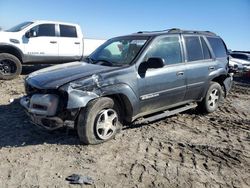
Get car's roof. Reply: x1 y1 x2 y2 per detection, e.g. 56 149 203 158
120 28 219 38
230 52 250 56
32 20 79 26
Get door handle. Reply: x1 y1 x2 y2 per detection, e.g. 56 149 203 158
50 41 57 44
176 71 184 76
209 66 215 70
74 42 80 44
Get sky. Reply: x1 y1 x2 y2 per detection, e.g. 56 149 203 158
0 0 249 50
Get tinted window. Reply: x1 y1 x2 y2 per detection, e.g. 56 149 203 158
185 36 203 61
201 37 211 59
231 54 248 60
145 36 182 65
32 24 55 37
207 37 227 58
60 25 77 38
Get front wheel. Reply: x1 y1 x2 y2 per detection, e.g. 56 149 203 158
77 97 122 145
198 82 223 113
0 53 22 80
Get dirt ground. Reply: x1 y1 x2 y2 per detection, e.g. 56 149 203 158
0 66 249 188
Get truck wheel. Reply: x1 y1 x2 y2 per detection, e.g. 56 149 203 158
0 53 22 80
198 82 223 113
77 97 122 145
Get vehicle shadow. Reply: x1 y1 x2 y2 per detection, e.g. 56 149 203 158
0 98 80 148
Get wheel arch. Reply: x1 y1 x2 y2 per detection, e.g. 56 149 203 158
101 93 134 123
0 44 23 63
98 83 139 123
211 74 228 97
63 83 138 123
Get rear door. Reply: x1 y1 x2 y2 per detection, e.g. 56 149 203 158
137 35 187 113
183 35 215 101
58 24 82 61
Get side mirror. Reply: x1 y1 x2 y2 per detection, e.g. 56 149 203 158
25 31 30 38
146 57 165 69
25 30 37 38
138 57 165 76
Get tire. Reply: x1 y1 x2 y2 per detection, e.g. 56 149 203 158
77 97 122 145
198 82 223 113
0 53 22 80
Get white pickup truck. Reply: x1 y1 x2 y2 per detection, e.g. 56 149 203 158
0 20 105 80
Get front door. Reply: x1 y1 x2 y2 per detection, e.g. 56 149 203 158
23 24 58 63
137 35 186 114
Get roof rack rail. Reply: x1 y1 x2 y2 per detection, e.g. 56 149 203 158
136 29 169 34
168 29 216 36
136 28 217 36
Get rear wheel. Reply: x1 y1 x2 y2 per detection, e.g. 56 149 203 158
198 82 223 113
77 97 122 145
0 53 22 80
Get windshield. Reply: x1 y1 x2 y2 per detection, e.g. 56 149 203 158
88 37 148 66
6 21 33 32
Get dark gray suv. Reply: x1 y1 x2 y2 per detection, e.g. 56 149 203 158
20 29 232 144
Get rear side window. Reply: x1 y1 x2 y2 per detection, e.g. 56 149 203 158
60 25 77 38
207 37 227 58
184 36 203 61
32 24 55 37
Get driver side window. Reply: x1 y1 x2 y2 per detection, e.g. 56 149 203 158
30 24 56 37
144 36 182 65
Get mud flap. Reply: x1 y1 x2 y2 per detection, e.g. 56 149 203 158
223 74 233 95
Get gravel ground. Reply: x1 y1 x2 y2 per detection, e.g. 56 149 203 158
0 66 249 188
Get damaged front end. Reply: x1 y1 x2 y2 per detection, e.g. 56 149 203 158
20 93 68 130
20 74 102 130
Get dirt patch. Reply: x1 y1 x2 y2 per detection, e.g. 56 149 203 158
0 69 249 187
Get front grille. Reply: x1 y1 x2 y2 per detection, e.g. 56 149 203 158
32 104 48 111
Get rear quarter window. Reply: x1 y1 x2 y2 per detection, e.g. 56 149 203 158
207 37 227 58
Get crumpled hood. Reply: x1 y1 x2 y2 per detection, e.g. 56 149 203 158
26 61 117 89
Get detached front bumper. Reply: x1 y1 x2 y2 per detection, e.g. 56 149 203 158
20 94 74 130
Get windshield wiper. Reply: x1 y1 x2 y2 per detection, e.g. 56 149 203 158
95 59 114 66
